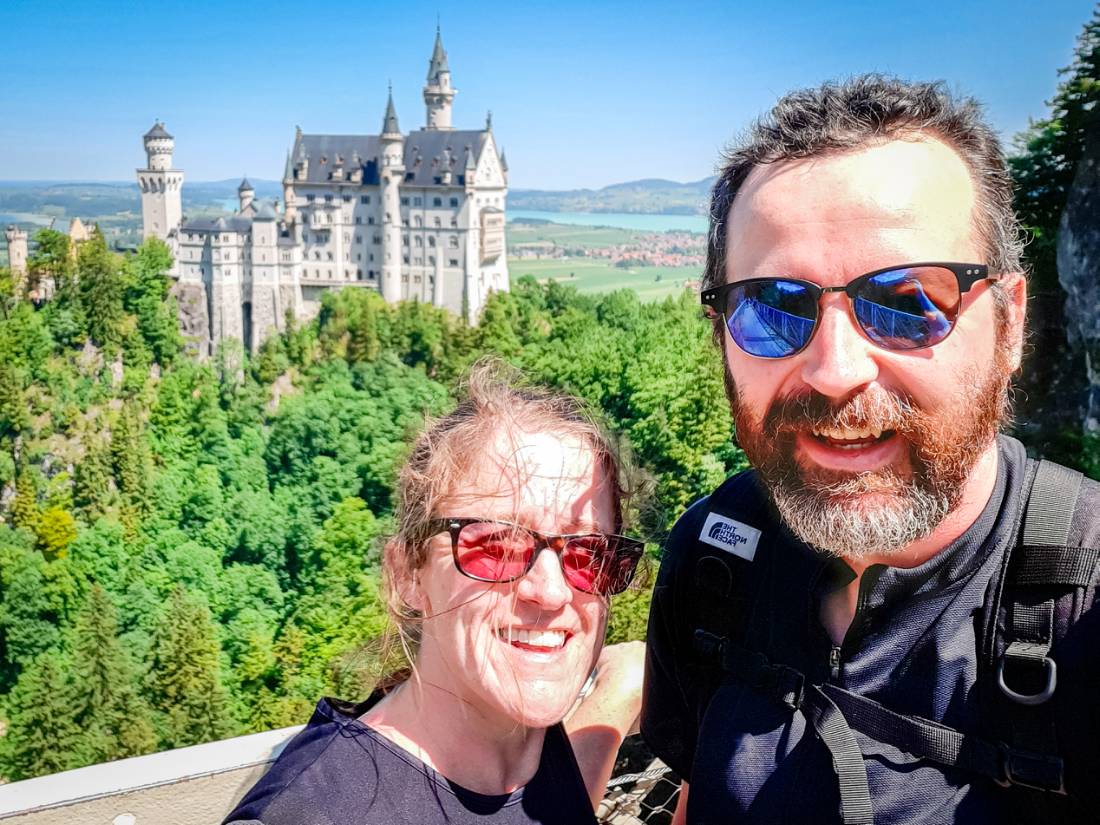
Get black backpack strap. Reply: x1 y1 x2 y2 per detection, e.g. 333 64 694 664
998 460 1087 706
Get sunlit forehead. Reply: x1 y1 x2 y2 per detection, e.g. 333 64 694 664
439 427 614 535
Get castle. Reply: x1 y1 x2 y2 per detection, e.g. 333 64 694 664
139 28 509 355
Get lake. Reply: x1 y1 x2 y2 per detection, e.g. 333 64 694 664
507 209 707 234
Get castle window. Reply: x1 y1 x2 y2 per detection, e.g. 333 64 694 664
428 256 435 266
315 269 320 277
414 237 422 247
401 197 409 206
357 269 363 279
355 216 361 224
428 236 436 247
413 197 422 206
360 195 370 204
433 197 442 207
307 194 315 202
327 251 333 260
402 275 409 282
368 217 374 225
450 197 459 207
450 218 457 227
372 235 381 244
355 235 362 244
368 270 375 279
403 236 409 246
449 258 459 267
449 235 459 248
434 217 441 228
414 216 422 227
314 251 320 260
325 195 333 203
343 195 352 203
369 253 374 261
403 256 409 264
357 253 362 261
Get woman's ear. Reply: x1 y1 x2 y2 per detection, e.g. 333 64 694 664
386 539 426 613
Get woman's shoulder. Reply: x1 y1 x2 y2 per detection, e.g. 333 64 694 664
222 696 399 825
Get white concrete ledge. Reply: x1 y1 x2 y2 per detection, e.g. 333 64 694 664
0 725 303 824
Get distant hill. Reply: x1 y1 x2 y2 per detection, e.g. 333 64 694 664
0 179 283 229
508 177 715 215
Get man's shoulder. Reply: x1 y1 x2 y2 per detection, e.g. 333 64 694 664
661 468 772 573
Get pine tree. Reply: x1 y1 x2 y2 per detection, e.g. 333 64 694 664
76 231 125 350
72 584 157 762
73 431 115 520
11 461 39 532
110 401 152 521
0 649 88 779
148 586 236 749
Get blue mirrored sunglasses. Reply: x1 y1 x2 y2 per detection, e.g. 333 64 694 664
701 263 997 358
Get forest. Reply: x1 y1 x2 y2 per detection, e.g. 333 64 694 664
0 6 1095 784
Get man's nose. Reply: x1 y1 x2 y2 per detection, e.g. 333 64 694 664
799 298 880 399
515 546 573 610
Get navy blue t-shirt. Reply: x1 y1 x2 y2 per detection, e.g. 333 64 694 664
225 696 597 825
642 436 1100 824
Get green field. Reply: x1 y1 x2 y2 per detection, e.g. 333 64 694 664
508 257 699 302
508 221 640 249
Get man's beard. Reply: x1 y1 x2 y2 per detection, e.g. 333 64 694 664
727 353 1014 561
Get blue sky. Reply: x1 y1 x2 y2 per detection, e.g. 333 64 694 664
0 0 1094 189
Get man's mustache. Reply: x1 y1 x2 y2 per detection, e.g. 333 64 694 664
762 387 919 439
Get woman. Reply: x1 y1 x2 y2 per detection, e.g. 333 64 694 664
225 365 645 824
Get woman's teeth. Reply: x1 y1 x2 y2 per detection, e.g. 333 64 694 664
498 628 566 649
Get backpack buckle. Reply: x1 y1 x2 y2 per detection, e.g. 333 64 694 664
996 649 1057 706
995 743 1067 795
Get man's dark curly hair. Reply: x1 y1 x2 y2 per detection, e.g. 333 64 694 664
702 75 1025 303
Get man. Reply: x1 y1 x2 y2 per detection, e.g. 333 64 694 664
641 76 1100 824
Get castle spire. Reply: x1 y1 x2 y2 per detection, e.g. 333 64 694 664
382 84 401 136
423 26 455 130
427 25 449 83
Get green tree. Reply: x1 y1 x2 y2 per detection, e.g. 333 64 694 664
0 648 87 779
124 238 182 366
76 231 126 351
73 432 115 521
148 586 236 748
111 401 153 521
72 584 158 762
26 229 72 303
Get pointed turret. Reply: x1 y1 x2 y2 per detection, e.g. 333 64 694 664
283 151 293 182
427 26 450 83
382 85 401 137
486 110 493 132
238 177 254 212
500 149 508 172
423 26 456 130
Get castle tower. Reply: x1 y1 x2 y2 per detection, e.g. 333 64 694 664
137 121 184 241
423 27 456 130
237 177 254 213
4 225 28 276
379 89 405 304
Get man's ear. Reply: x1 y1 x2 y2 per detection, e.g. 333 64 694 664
385 539 426 613
1002 272 1028 372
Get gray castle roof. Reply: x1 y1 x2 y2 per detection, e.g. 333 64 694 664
238 177 254 192
427 28 449 82
145 121 172 140
253 201 277 221
288 128 490 188
181 214 256 234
